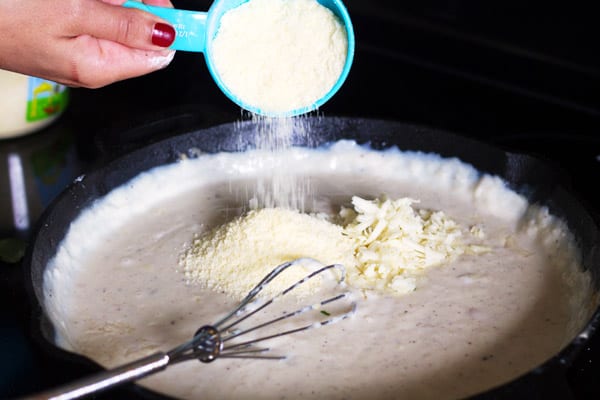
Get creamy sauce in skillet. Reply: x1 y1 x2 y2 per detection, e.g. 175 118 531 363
43 141 593 400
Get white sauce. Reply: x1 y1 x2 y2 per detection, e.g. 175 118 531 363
43 141 594 399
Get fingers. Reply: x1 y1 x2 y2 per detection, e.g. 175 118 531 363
143 0 174 6
100 0 173 7
72 0 175 51
0 0 178 88
64 35 176 88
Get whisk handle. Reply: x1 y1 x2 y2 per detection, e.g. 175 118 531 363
22 352 170 400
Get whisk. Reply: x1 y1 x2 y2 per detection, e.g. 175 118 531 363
24 259 356 400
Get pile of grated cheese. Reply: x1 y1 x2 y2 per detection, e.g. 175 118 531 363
180 195 489 299
211 0 348 114
341 195 489 294
180 208 356 299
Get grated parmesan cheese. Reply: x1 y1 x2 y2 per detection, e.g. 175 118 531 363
180 208 355 299
180 195 489 299
211 0 348 114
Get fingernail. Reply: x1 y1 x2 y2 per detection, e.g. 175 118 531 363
152 23 175 47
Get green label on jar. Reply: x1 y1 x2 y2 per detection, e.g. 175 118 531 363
26 78 69 122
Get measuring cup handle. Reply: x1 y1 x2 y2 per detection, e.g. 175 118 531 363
123 0 207 52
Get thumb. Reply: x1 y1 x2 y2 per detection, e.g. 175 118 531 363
74 0 176 50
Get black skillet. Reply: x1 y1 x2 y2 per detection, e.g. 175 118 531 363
22 116 600 399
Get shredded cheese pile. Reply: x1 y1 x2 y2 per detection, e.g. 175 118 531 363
341 196 489 294
180 195 489 299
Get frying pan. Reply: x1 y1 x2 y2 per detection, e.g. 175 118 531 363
22 116 600 399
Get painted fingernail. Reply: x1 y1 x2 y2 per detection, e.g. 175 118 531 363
152 23 175 47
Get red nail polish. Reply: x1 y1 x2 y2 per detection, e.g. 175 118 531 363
152 23 175 47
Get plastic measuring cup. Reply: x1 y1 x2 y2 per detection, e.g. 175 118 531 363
123 0 354 117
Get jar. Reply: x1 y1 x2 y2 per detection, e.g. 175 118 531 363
0 70 69 139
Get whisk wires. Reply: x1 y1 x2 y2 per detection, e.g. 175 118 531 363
167 259 356 363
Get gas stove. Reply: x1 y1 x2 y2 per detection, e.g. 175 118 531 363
2 1 600 399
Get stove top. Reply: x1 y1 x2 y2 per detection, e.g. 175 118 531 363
2 1 600 398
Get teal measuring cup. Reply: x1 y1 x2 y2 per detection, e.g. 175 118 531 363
123 0 355 117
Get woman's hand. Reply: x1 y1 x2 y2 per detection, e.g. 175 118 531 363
0 0 176 88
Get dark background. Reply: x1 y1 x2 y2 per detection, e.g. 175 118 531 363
2 0 600 399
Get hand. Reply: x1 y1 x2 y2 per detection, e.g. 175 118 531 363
0 0 176 88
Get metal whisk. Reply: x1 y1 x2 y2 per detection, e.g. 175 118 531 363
24 259 356 400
